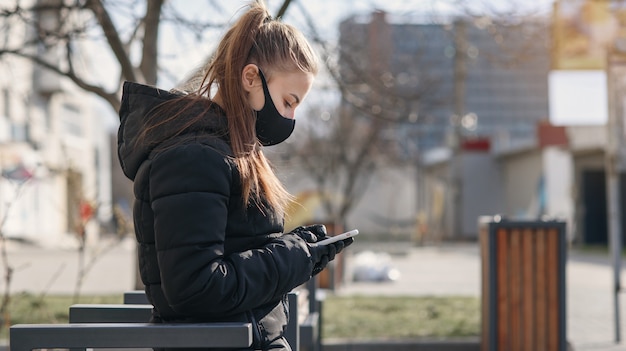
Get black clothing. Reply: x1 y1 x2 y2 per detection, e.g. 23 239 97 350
117 81 314 350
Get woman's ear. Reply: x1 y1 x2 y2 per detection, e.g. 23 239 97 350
241 64 260 93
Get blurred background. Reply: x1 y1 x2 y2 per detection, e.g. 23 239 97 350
0 0 625 350
0 0 616 249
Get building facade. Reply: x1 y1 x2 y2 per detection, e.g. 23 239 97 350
0 0 112 247
338 11 551 152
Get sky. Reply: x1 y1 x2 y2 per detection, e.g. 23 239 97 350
159 0 556 87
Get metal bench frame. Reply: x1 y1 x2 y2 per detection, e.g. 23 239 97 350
10 289 318 351
10 322 252 351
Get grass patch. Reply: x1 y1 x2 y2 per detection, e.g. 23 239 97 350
322 295 480 340
573 244 626 256
0 293 480 341
1 293 122 339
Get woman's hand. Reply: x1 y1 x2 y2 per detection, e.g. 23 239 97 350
290 224 354 275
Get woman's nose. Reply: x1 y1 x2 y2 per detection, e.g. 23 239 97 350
284 109 295 119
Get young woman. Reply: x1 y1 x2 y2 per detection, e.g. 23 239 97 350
116 2 352 350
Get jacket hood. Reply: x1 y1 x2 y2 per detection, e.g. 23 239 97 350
117 81 228 180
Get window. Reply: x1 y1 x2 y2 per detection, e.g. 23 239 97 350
62 103 83 137
11 123 27 142
3 89 10 119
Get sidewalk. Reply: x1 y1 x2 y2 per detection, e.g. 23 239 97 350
336 242 626 351
0 237 137 295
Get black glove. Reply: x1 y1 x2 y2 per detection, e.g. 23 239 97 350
291 224 326 243
290 224 354 276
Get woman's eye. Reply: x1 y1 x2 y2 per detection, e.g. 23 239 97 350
285 101 292 108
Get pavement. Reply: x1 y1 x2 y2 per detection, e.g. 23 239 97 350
1 237 626 350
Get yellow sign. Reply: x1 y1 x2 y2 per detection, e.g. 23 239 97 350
552 0 626 69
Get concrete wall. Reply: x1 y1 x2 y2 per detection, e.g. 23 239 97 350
416 159 448 241
461 152 504 238
279 162 418 241
499 149 543 219
418 150 505 240
347 165 417 239
543 146 575 241
418 144 581 241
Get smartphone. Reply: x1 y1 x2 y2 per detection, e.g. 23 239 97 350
311 229 359 247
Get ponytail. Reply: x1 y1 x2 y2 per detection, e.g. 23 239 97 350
147 1 319 216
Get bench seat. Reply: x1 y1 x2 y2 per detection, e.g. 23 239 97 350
10 322 252 351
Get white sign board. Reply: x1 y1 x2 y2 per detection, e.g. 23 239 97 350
549 70 608 126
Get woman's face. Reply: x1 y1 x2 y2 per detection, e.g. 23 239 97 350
243 65 315 119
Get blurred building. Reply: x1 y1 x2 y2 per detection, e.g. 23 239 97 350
338 11 550 153
336 11 552 240
0 0 112 247
335 9 620 245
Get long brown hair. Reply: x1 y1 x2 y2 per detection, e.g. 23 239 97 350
139 1 318 216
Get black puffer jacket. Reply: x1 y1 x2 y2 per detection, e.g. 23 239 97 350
117 81 314 349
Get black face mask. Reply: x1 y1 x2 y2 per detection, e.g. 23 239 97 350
255 69 296 146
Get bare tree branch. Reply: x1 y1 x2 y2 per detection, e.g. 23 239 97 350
0 48 120 109
275 0 292 19
84 0 138 83
161 3 225 35
139 0 164 85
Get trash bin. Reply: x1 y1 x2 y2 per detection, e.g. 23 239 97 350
479 216 567 351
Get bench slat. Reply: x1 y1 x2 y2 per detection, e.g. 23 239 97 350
124 290 149 305
70 304 152 323
299 312 319 351
10 322 252 351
